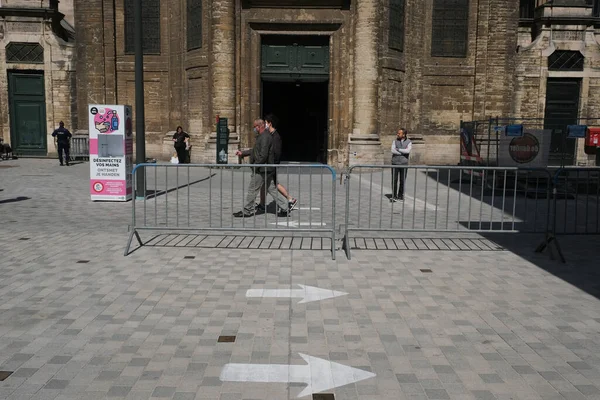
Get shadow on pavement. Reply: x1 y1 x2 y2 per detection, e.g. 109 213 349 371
480 233 600 301
0 196 31 205
138 233 332 252
143 174 216 200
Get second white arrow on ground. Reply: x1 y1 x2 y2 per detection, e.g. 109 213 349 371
246 284 348 304
220 353 376 398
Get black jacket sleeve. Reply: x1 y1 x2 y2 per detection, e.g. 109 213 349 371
254 133 272 164
240 148 251 157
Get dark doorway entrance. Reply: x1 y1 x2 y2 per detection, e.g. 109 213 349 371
262 81 328 162
260 35 330 163
8 71 47 156
544 78 581 166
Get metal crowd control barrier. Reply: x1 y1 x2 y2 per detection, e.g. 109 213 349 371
343 165 553 259
536 167 600 263
125 163 337 259
70 135 89 161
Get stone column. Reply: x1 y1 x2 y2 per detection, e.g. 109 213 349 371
349 0 382 165
207 0 238 162
74 0 106 131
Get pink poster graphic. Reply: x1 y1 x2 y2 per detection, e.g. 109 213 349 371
94 108 120 134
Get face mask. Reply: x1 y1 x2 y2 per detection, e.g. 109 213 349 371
265 123 271 131
253 127 259 135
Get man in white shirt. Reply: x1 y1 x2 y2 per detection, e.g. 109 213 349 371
390 128 412 201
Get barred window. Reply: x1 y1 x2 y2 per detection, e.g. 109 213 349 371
187 0 203 51
6 43 44 64
431 0 469 58
124 0 161 54
389 0 405 51
548 51 584 71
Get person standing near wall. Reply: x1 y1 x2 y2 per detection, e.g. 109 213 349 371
390 128 412 201
52 121 72 166
172 126 190 164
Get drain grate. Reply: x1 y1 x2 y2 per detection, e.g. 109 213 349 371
420 269 432 273
217 336 236 343
0 371 13 381
313 394 335 400
184 256 195 259
77 260 90 264
19 238 30 241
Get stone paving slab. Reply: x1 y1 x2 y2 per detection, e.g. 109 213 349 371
0 159 600 400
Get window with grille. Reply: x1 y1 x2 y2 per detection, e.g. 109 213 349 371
187 0 203 51
124 0 161 54
431 0 469 58
6 43 44 64
548 51 584 71
589 0 600 17
519 0 535 19
389 0 405 51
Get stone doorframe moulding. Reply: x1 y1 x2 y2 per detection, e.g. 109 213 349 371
240 19 348 168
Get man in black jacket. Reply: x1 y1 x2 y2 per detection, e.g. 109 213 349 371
52 121 72 166
256 114 298 212
233 119 289 217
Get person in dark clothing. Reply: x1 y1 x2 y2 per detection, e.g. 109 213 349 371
390 128 412 201
0 138 12 160
233 118 289 217
172 126 190 164
257 114 297 211
52 121 72 166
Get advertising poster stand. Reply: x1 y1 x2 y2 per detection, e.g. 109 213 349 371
88 104 133 201
216 116 229 164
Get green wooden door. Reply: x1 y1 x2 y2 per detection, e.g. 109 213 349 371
8 71 47 156
261 36 329 82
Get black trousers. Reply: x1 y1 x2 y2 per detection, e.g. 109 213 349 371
175 146 188 164
58 143 70 164
392 165 407 198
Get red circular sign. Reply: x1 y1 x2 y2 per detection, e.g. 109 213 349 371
509 133 539 163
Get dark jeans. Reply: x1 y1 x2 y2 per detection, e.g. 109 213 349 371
175 146 188 164
392 165 407 198
58 143 70 164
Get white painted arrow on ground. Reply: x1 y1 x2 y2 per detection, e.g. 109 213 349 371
219 353 376 398
246 284 347 304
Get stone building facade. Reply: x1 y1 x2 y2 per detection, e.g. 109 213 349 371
0 0 75 157
4 0 600 166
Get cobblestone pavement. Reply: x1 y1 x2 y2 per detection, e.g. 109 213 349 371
1 159 600 400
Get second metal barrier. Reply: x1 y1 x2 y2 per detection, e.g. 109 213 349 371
343 165 553 259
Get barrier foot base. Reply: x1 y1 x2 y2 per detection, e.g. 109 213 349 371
535 233 566 263
342 234 351 260
124 230 143 256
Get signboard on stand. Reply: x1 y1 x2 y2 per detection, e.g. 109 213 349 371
88 105 133 201
216 116 229 164
498 128 551 168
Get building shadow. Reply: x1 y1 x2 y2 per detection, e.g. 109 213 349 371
421 169 600 301
0 196 31 205
143 174 216 200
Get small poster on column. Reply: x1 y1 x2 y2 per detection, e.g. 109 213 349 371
88 104 133 201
